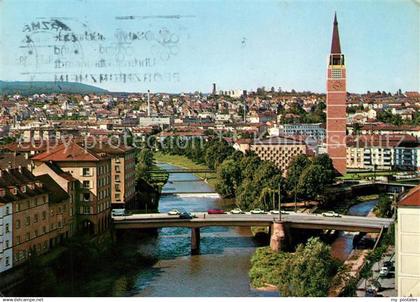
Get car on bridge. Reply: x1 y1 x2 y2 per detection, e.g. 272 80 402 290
269 210 289 215
250 208 265 214
322 211 341 217
207 209 225 214
179 212 195 219
111 209 126 216
168 209 181 215
230 208 244 214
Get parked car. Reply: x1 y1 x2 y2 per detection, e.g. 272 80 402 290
322 211 341 217
379 266 390 278
207 209 225 214
365 288 377 297
250 208 265 214
269 210 289 215
383 260 394 270
168 209 181 215
230 208 244 214
179 212 194 219
111 208 125 216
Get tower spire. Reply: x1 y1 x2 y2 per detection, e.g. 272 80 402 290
331 12 341 54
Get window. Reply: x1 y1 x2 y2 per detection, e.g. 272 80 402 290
5 223 9 233
83 206 90 214
115 184 120 192
16 236 21 244
82 168 91 177
115 175 120 182
42 211 47 220
115 165 120 173
43 226 47 234
6 240 9 248
6 257 9 266
25 216 30 226
34 214 39 223
83 193 90 202
16 203 20 212
115 157 120 163
83 180 90 189
25 232 30 241
16 220 21 229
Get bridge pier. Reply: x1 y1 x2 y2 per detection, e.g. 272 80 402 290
270 221 286 252
191 227 200 255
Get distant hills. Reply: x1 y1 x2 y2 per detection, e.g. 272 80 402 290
0 81 109 96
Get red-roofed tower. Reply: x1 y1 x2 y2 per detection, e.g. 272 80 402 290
327 13 347 175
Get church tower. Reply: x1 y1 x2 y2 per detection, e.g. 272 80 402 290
326 13 347 175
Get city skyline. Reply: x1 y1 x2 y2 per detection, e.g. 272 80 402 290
0 0 418 94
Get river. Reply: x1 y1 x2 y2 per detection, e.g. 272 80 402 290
126 163 377 297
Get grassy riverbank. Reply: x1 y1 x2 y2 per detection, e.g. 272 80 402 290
154 152 218 188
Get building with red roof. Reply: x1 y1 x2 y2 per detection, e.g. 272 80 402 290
396 184 420 297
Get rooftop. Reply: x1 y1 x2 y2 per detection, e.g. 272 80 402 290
399 185 420 207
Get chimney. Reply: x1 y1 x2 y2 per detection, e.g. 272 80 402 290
147 90 151 117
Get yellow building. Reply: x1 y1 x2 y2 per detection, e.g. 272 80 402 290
396 185 420 296
32 142 112 234
87 144 136 208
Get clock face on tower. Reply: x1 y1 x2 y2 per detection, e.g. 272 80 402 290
331 80 344 91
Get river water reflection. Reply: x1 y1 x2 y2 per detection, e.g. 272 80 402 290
128 163 377 297
129 163 277 297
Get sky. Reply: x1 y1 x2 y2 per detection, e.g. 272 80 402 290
0 0 418 94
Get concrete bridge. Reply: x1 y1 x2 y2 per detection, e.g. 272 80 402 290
113 212 393 254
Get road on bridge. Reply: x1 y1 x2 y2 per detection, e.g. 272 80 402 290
113 211 394 233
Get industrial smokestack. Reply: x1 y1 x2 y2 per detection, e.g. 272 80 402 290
147 90 151 117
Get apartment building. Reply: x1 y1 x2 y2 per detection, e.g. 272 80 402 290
346 135 419 171
32 142 112 234
396 185 420 297
281 123 325 141
249 136 308 175
86 144 136 209
0 167 73 267
0 200 13 273
32 161 79 233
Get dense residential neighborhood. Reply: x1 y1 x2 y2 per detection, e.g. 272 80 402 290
0 1 418 299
